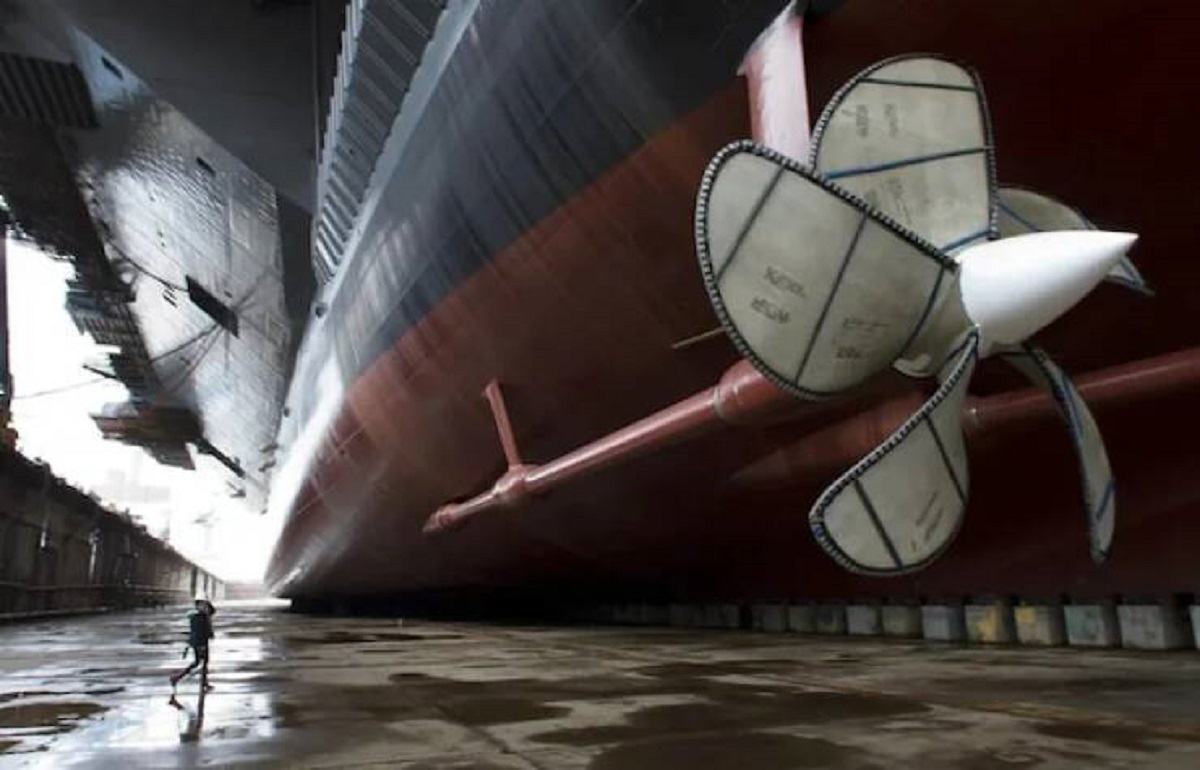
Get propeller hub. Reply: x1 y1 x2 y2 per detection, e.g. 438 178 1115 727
958 231 1137 352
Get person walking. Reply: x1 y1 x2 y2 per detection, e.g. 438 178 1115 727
170 593 215 692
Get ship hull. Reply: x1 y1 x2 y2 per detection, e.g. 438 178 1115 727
267 0 1200 603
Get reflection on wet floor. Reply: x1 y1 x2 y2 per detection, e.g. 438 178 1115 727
2 603 1200 767
166 689 205 744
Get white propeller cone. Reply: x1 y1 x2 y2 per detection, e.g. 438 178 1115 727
958 231 1138 351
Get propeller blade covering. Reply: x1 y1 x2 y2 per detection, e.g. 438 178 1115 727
696 142 954 398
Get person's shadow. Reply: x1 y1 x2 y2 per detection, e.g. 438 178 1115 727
167 686 207 742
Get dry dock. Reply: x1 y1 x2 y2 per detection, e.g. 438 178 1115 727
3 603 1200 768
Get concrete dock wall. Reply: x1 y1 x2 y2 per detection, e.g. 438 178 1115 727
0 449 221 619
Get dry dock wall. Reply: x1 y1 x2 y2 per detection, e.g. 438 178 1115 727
0 449 221 618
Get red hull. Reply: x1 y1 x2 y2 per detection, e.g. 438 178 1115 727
267 0 1200 603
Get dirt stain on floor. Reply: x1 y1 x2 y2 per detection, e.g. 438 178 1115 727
589 732 865 770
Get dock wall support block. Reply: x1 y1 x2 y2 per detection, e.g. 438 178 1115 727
1064 604 1120 647
704 604 741 629
1014 605 1066 646
787 604 816 633
752 603 788 632
815 604 847 635
922 605 966 642
1118 604 1189 650
966 602 1016 644
847 604 882 636
577 599 1196 654
881 605 922 638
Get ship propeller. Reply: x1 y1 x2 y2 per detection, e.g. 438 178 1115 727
694 55 1148 575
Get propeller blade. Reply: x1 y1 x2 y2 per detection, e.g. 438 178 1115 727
998 187 1152 295
696 141 955 398
809 330 980 574
810 55 997 255
1000 345 1115 563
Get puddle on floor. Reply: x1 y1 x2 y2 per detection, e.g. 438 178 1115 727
0 701 107 731
441 696 572 727
534 689 927 747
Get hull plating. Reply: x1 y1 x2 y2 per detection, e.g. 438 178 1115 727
267 0 1200 601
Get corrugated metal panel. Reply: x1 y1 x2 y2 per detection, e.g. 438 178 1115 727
0 53 97 128
312 0 448 281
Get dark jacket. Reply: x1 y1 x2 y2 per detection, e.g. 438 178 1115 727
187 610 214 649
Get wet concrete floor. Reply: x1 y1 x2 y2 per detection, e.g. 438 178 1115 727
3 603 1200 768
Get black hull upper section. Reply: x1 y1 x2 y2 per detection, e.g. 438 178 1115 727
289 0 790 432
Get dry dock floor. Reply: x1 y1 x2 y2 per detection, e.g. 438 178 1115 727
3 603 1200 768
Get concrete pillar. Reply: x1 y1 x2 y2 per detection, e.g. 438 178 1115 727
815 604 847 635
966 602 1016 644
1118 604 1189 650
881 605 922 638
787 604 816 633
846 604 882 636
1014 605 1066 646
1064 604 1120 648
922 605 966 642
752 603 788 632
